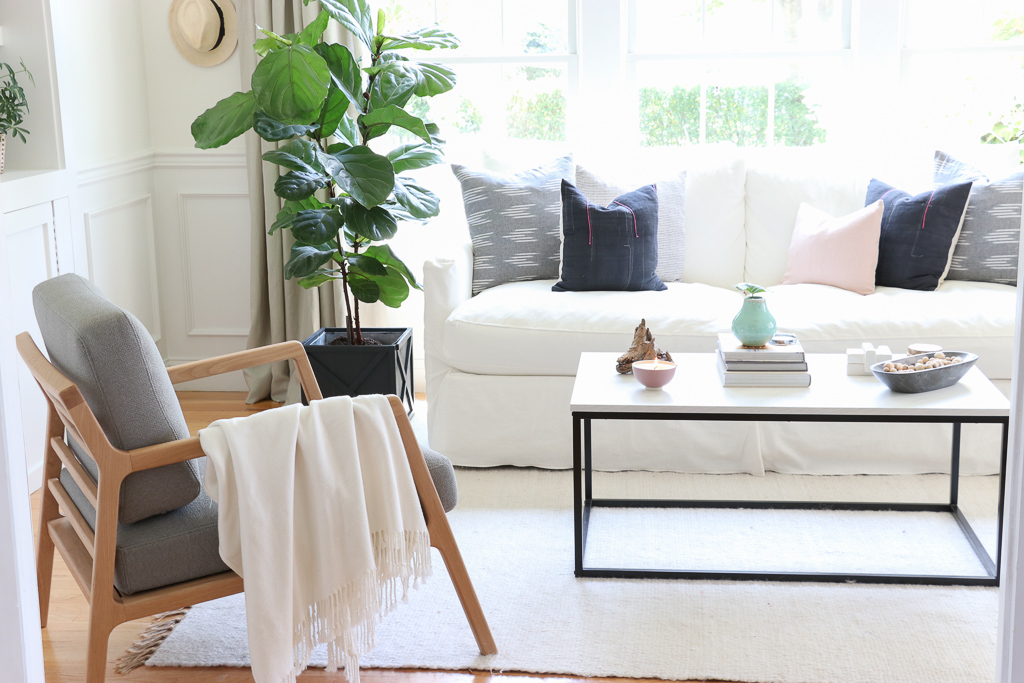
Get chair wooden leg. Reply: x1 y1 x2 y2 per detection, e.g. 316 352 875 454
85 604 115 683
385 395 498 656
37 403 65 628
429 516 498 655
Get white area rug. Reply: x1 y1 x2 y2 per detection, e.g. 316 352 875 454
146 469 1000 683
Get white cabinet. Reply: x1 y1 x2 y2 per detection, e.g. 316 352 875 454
1 181 76 489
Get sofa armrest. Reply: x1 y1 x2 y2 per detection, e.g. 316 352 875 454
423 242 473 401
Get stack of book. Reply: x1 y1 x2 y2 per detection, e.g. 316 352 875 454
715 332 811 387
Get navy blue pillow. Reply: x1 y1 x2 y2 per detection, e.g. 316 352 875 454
866 178 973 291
553 180 666 292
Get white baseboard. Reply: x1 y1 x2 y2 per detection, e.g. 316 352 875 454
27 460 43 494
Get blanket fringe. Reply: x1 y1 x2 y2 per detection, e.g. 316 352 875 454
287 529 432 683
113 607 192 674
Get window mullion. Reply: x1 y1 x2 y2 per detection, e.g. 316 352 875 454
575 0 629 152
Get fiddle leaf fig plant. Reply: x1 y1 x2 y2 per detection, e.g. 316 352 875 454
191 0 458 345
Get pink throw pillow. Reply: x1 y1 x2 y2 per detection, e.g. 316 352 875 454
781 200 884 295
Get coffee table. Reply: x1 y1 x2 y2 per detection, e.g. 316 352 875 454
570 352 1010 585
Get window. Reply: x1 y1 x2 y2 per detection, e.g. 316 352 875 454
629 0 851 148
377 0 1024 158
377 0 576 156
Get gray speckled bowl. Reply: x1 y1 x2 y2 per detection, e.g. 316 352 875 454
870 351 979 393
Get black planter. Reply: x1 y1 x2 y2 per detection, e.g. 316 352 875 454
302 327 414 416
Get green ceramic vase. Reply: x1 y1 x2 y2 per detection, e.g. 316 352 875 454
732 296 777 347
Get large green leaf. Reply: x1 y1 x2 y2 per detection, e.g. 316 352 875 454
392 176 439 218
262 138 322 173
252 44 330 123
345 202 398 241
316 0 375 51
270 198 325 234
359 104 431 143
192 91 256 149
297 11 330 46
364 244 421 290
411 62 457 97
387 143 443 173
347 273 381 303
346 253 388 277
318 86 349 139
253 111 317 141
254 26 292 57
368 269 410 307
314 43 363 112
275 171 328 200
336 116 360 146
369 64 419 110
284 244 335 279
298 272 336 288
380 27 460 51
330 145 395 207
291 208 343 243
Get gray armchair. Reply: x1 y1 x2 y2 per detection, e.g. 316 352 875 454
22 273 494 683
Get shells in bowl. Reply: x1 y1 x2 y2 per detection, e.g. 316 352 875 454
870 351 979 393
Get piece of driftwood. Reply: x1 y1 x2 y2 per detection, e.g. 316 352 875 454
616 319 673 373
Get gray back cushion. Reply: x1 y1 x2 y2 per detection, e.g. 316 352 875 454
933 150 1023 286
33 274 202 524
452 155 575 296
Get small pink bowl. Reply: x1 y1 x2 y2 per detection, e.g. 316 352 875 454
632 359 677 389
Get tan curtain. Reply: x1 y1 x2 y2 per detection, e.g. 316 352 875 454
238 0 359 404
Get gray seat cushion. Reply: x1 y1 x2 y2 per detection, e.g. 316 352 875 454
33 274 202 524
58 444 457 596
422 446 458 512
61 468 229 596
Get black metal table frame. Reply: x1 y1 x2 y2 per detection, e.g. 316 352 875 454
573 411 1009 586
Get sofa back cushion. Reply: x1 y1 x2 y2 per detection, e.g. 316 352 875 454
744 152 867 286
33 273 202 524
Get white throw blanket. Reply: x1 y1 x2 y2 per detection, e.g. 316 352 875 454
199 395 432 683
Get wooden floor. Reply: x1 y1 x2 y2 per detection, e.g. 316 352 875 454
33 391 721 683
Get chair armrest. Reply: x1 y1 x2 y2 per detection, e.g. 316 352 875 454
167 340 323 401
129 435 206 473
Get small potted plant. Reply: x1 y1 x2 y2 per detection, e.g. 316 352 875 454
0 59 33 174
191 1 458 413
732 282 776 347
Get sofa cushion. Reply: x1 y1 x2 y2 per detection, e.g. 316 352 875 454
554 181 666 293
440 279 1016 379
576 165 687 282
933 150 1023 286
781 200 883 295
33 274 202 524
451 156 575 295
866 178 973 291
744 153 869 286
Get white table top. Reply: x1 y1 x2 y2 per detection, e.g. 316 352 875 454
570 353 1010 417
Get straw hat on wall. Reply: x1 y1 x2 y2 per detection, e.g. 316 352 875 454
169 0 238 67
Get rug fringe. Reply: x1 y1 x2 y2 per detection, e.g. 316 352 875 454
114 607 192 674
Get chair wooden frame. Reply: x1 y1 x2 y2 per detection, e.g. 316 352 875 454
18 333 496 683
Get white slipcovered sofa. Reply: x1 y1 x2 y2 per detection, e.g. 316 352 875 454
423 146 1019 475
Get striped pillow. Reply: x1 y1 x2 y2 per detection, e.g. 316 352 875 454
451 156 575 296
933 151 1023 286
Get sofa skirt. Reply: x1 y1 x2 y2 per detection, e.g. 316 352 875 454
428 371 1005 476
